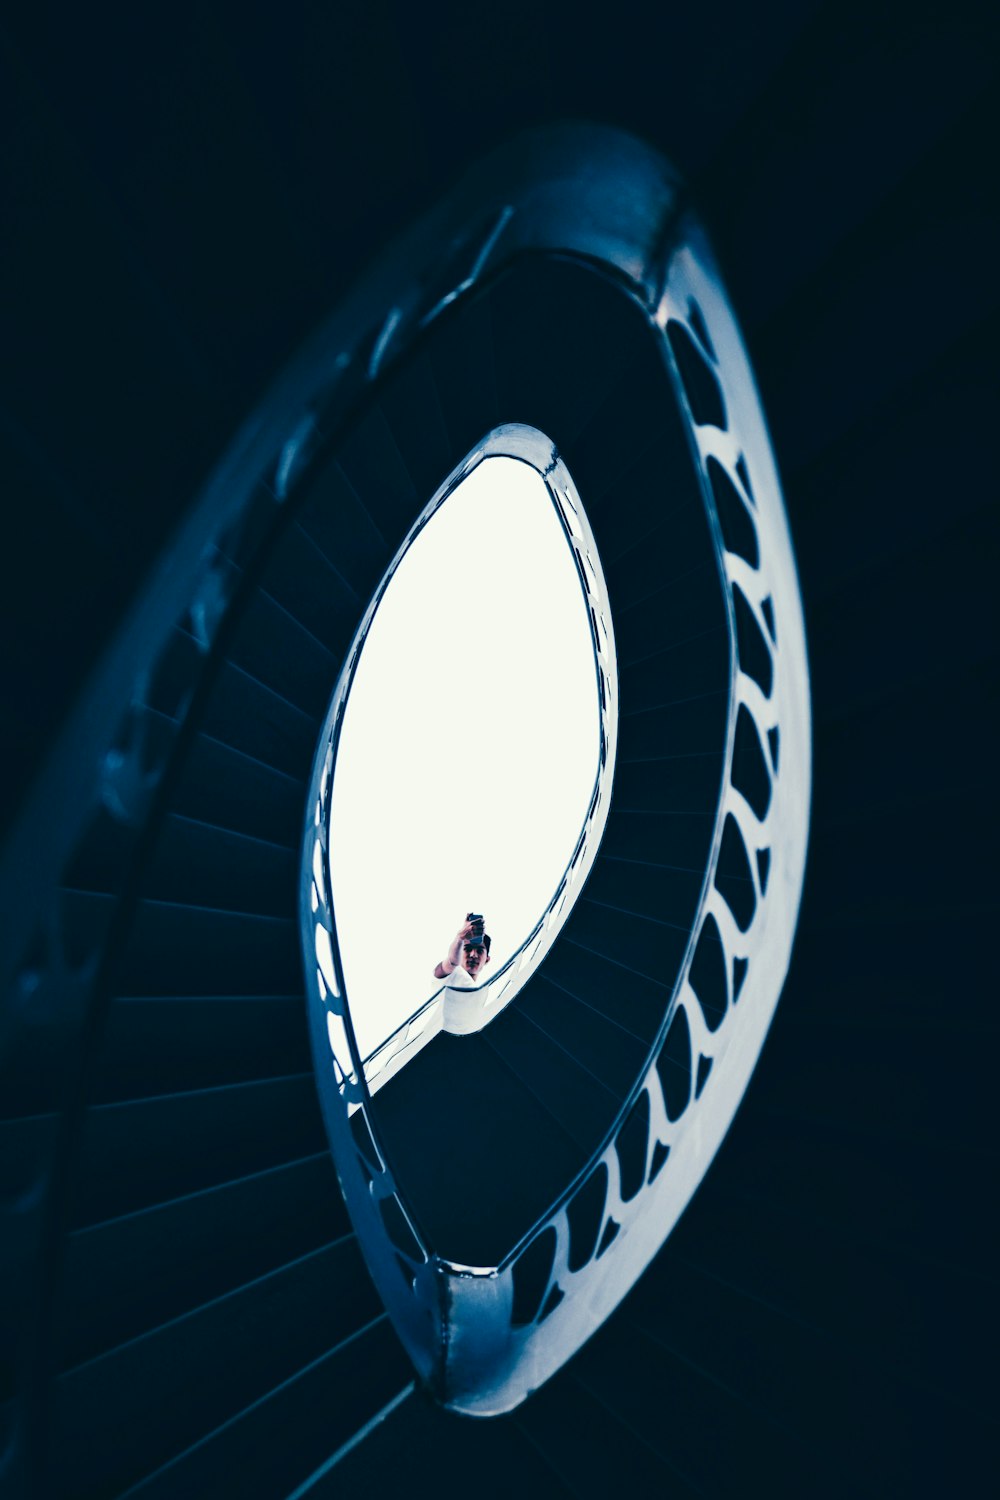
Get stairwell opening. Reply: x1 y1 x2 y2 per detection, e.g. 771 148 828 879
321 425 619 1093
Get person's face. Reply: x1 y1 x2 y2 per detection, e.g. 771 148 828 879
462 942 489 979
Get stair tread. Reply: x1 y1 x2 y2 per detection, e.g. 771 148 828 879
68 1074 326 1228
49 1239 385 1499
56 1150 350 1369
124 1322 413 1500
368 1030 586 1266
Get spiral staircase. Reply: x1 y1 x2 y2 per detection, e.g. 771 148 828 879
2 3 997 1496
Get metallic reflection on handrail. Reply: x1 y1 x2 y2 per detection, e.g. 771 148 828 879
299 124 810 1417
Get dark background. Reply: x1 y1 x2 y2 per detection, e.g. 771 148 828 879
2 0 997 1493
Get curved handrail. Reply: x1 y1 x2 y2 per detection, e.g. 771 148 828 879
0 120 799 1447
296 125 810 1415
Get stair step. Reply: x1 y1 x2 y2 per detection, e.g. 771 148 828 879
334 402 422 557
538 942 668 1050
294 456 391 600
198 659 319 785
221 588 339 721
583 849 707 934
375 345 455 505
517 973 650 1099
55 1151 348 1370
48 1238 385 1500
561 895 688 988
67 1074 325 1228
619 631 729 719
168 728 306 846
568 367 685 524
112 898 302 997
253 520 362 661
126 1319 412 1500
485 1002 625 1154
369 1032 582 1268
93 993 311 1103
616 688 729 762
137 813 296 919
591 418 703 568
612 750 724 819
597 808 717 870
612 542 728 670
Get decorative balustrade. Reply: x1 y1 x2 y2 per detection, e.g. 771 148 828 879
300 129 810 1414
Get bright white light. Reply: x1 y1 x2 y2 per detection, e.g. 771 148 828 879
328 455 600 1060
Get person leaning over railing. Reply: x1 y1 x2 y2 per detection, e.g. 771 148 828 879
433 913 491 986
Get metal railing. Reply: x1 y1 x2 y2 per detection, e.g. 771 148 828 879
299 125 810 1415
0 119 809 1453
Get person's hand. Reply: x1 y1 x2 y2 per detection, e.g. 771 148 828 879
456 918 475 943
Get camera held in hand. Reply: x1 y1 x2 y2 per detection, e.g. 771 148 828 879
465 912 485 949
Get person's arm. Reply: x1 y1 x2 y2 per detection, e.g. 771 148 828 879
434 919 474 979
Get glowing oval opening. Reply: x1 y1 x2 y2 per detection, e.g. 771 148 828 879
328 430 616 1084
